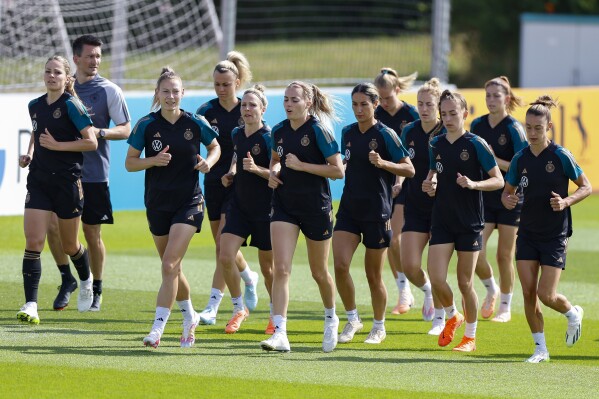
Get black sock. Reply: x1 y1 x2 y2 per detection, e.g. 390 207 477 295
23 250 42 303
57 264 75 283
70 245 91 281
93 280 103 295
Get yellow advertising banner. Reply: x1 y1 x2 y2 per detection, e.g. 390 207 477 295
402 87 598 191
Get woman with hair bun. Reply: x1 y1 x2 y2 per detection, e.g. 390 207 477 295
374 67 420 315
502 95 591 363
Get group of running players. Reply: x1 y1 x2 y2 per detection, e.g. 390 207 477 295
16 34 592 364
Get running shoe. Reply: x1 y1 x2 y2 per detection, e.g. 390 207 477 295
481 292 497 319
89 293 102 312
364 327 386 344
16 302 40 325
422 295 434 321
260 331 290 352
77 277 94 312
452 336 476 352
491 310 511 323
265 317 276 335
428 316 445 336
525 350 550 363
322 314 339 353
53 280 77 310
565 305 584 347
438 313 464 347
225 308 249 334
244 271 260 311
391 287 414 315
143 330 161 348
181 311 200 348
338 319 364 344
198 306 217 325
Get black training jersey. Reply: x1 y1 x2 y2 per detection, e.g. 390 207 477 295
374 103 420 134
197 98 242 185
340 121 409 222
28 92 93 179
231 125 273 220
471 114 527 209
429 132 498 234
128 110 218 212
401 120 446 217
271 116 339 216
506 142 583 240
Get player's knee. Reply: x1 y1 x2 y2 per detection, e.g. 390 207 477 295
311 268 329 285
161 260 180 276
218 251 236 270
536 287 556 306
457 277 473 294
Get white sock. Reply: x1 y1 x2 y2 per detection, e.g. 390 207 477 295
499 292 513 313
434 307 445 321
324 307 336 320
419 281 433 299
464 321 477 338
373 319 385 331
176 299 193 322
207 288 224 310
151 306 171 334
396 273 408 290
239 264 253 284
231 295 244 313
532 332 547 352
346 309 359 323
481 277 498 296
444 303 457 319
563 306 579 322
273 315 287 333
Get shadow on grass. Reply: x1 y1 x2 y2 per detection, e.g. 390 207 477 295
0 344 198 357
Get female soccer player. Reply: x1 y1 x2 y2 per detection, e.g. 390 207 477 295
399 78 447 335
471 76 527 322
334 83 414 345
373 67 420 315
260 81 343 353
196 51 259 325
219 85 274 334
422 90 503 352
17 56 98 324
126 67 220 348
502 95 591 363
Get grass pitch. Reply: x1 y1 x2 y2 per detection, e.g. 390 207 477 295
1 197 598 398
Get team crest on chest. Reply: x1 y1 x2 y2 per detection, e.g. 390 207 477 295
498 134 507 145
251 143 261 155
152 140 163 151
184 129 193 140
301 135 310 146
545 161 555 173
53 108 61 119
460 149 470 161
369 139 378 150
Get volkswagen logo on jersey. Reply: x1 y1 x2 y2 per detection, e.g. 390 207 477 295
211 125 219 133
520 175 529 187
152 140 163 152
32 120 37 132
436 161 443 173
276 146 284 157
345 148 351 160
408 147 415 159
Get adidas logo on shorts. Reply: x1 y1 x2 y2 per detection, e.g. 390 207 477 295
188 215 194 221
101 215 109 221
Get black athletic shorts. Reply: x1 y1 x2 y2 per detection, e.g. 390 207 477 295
146 198 204 236
222 202 271 250
483 202 521 227
402 210 432 234
82 182 113 225
270 197 333 241
334 210 391 249
25 170 83 219
429 224 483 252
204 183 233 222
516 235 568 269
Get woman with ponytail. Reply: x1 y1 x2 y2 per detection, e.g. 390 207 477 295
502 95 591 363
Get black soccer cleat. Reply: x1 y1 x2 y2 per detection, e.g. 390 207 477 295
53 280 78 310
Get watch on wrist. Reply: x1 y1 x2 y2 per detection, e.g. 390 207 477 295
99 129 106 139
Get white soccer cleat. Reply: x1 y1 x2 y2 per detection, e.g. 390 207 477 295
525 350 550 363
491 311 511 323
322 314 339 353
338 319 364 344
565 305 584 347
143 330 161 349
77 279 94 312
198 306 217 325
392 288 414 315
181 311 200 348
244 271 260 312
428 316 445 336
422 295 434 321
364 327 386 344
260 331 291 352
16 302 40 325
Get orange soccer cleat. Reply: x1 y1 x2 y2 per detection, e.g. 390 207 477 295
225 308 249 334
438 313 465 347
452 336 476 352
